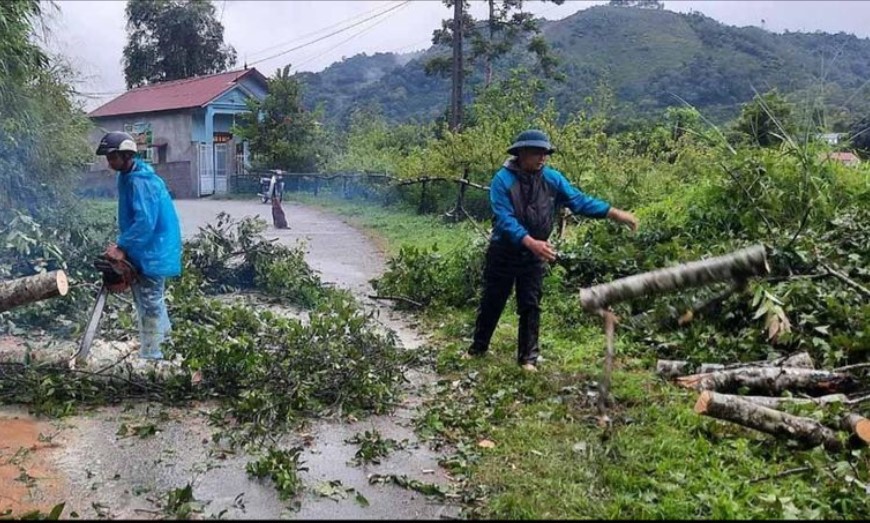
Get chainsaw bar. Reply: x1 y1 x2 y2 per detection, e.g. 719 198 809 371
71 283 109 368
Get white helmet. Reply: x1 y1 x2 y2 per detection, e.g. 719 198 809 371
95 131 138 156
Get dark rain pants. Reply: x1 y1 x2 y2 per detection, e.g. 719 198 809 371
469 242 545 365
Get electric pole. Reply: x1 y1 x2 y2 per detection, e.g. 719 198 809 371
450 0 464 131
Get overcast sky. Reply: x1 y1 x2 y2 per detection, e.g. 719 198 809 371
39 0 870 111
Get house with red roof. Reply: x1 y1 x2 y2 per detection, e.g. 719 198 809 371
822 151 862 167
85 68 268 198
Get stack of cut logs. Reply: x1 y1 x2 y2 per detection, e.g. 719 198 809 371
657 352 870 451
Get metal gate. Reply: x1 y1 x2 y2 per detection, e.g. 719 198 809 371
214 142 229 195
198 143 214 197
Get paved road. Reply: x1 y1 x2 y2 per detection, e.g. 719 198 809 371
176 199 384 297
0 198 457 520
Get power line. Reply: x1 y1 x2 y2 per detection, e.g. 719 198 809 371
249 1 411 67
245 1 405 61
292 2 411 71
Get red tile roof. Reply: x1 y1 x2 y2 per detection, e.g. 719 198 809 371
88 68 267 118
826 152 860 162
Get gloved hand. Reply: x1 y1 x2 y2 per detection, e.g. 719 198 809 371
105 243 126 262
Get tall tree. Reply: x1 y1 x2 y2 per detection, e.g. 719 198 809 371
733 90 796 148
123 0 237 88
425 0 565 87
0 0 91 216
233 65 322 172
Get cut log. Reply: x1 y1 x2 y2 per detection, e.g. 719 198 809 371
675 367 859 396
694 391 843 451
656 360 690 379
698 363 725 374
722 351 814 371
579 244 768 312
0 270 69 313
736 394 848 409
842 414 870 445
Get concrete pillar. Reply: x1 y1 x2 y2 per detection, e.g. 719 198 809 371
205 106 215 146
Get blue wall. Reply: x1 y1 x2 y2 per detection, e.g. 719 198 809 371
190 83 266 143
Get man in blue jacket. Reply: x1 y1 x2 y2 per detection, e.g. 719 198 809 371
467 129 638 372
96 131 182 360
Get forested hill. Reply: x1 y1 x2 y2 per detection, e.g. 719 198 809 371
298 5 870 127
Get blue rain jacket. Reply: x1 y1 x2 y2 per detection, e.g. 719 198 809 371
116 159 182 278
490 159 611 247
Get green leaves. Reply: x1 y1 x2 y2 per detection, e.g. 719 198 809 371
122 0 236 88
346 429 406 466
232 65 324 171
246 447 307 500
373 239 486 310
751 287 792 344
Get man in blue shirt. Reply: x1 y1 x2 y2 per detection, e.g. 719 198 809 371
467 129 638 372
96 132 182 360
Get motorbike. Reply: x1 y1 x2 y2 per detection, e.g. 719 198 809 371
258 172 285 204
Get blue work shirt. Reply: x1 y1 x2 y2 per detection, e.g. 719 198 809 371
489 159 611 247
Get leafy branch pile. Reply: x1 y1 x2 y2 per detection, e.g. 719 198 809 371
1 215 410 447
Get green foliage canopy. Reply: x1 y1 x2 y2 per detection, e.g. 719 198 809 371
233 65 325 171
122 0 237 88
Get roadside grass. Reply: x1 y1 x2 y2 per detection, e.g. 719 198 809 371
284 191 474 257
293 194 870 520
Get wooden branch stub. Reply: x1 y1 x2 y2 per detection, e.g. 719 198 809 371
597 310 618 417
579 244 768 312
656 360 690 379
843 414 870 445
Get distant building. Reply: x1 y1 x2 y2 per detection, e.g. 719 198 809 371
823 151 862 167
817 133 845 146
85 68 268 198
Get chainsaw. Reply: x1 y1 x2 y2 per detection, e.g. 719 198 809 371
70 251 138 368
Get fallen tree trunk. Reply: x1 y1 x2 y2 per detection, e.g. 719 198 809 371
722 351 815 371
0 270 69 313
694 391 843 451
655 352 815 380
579 245 768 312
675 367 859 396
737 393 849 409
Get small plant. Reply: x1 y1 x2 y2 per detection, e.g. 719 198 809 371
346 429 405 465
162 483 199 520
246 447 308 500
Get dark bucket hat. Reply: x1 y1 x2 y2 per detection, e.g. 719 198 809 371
507 129 555 156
